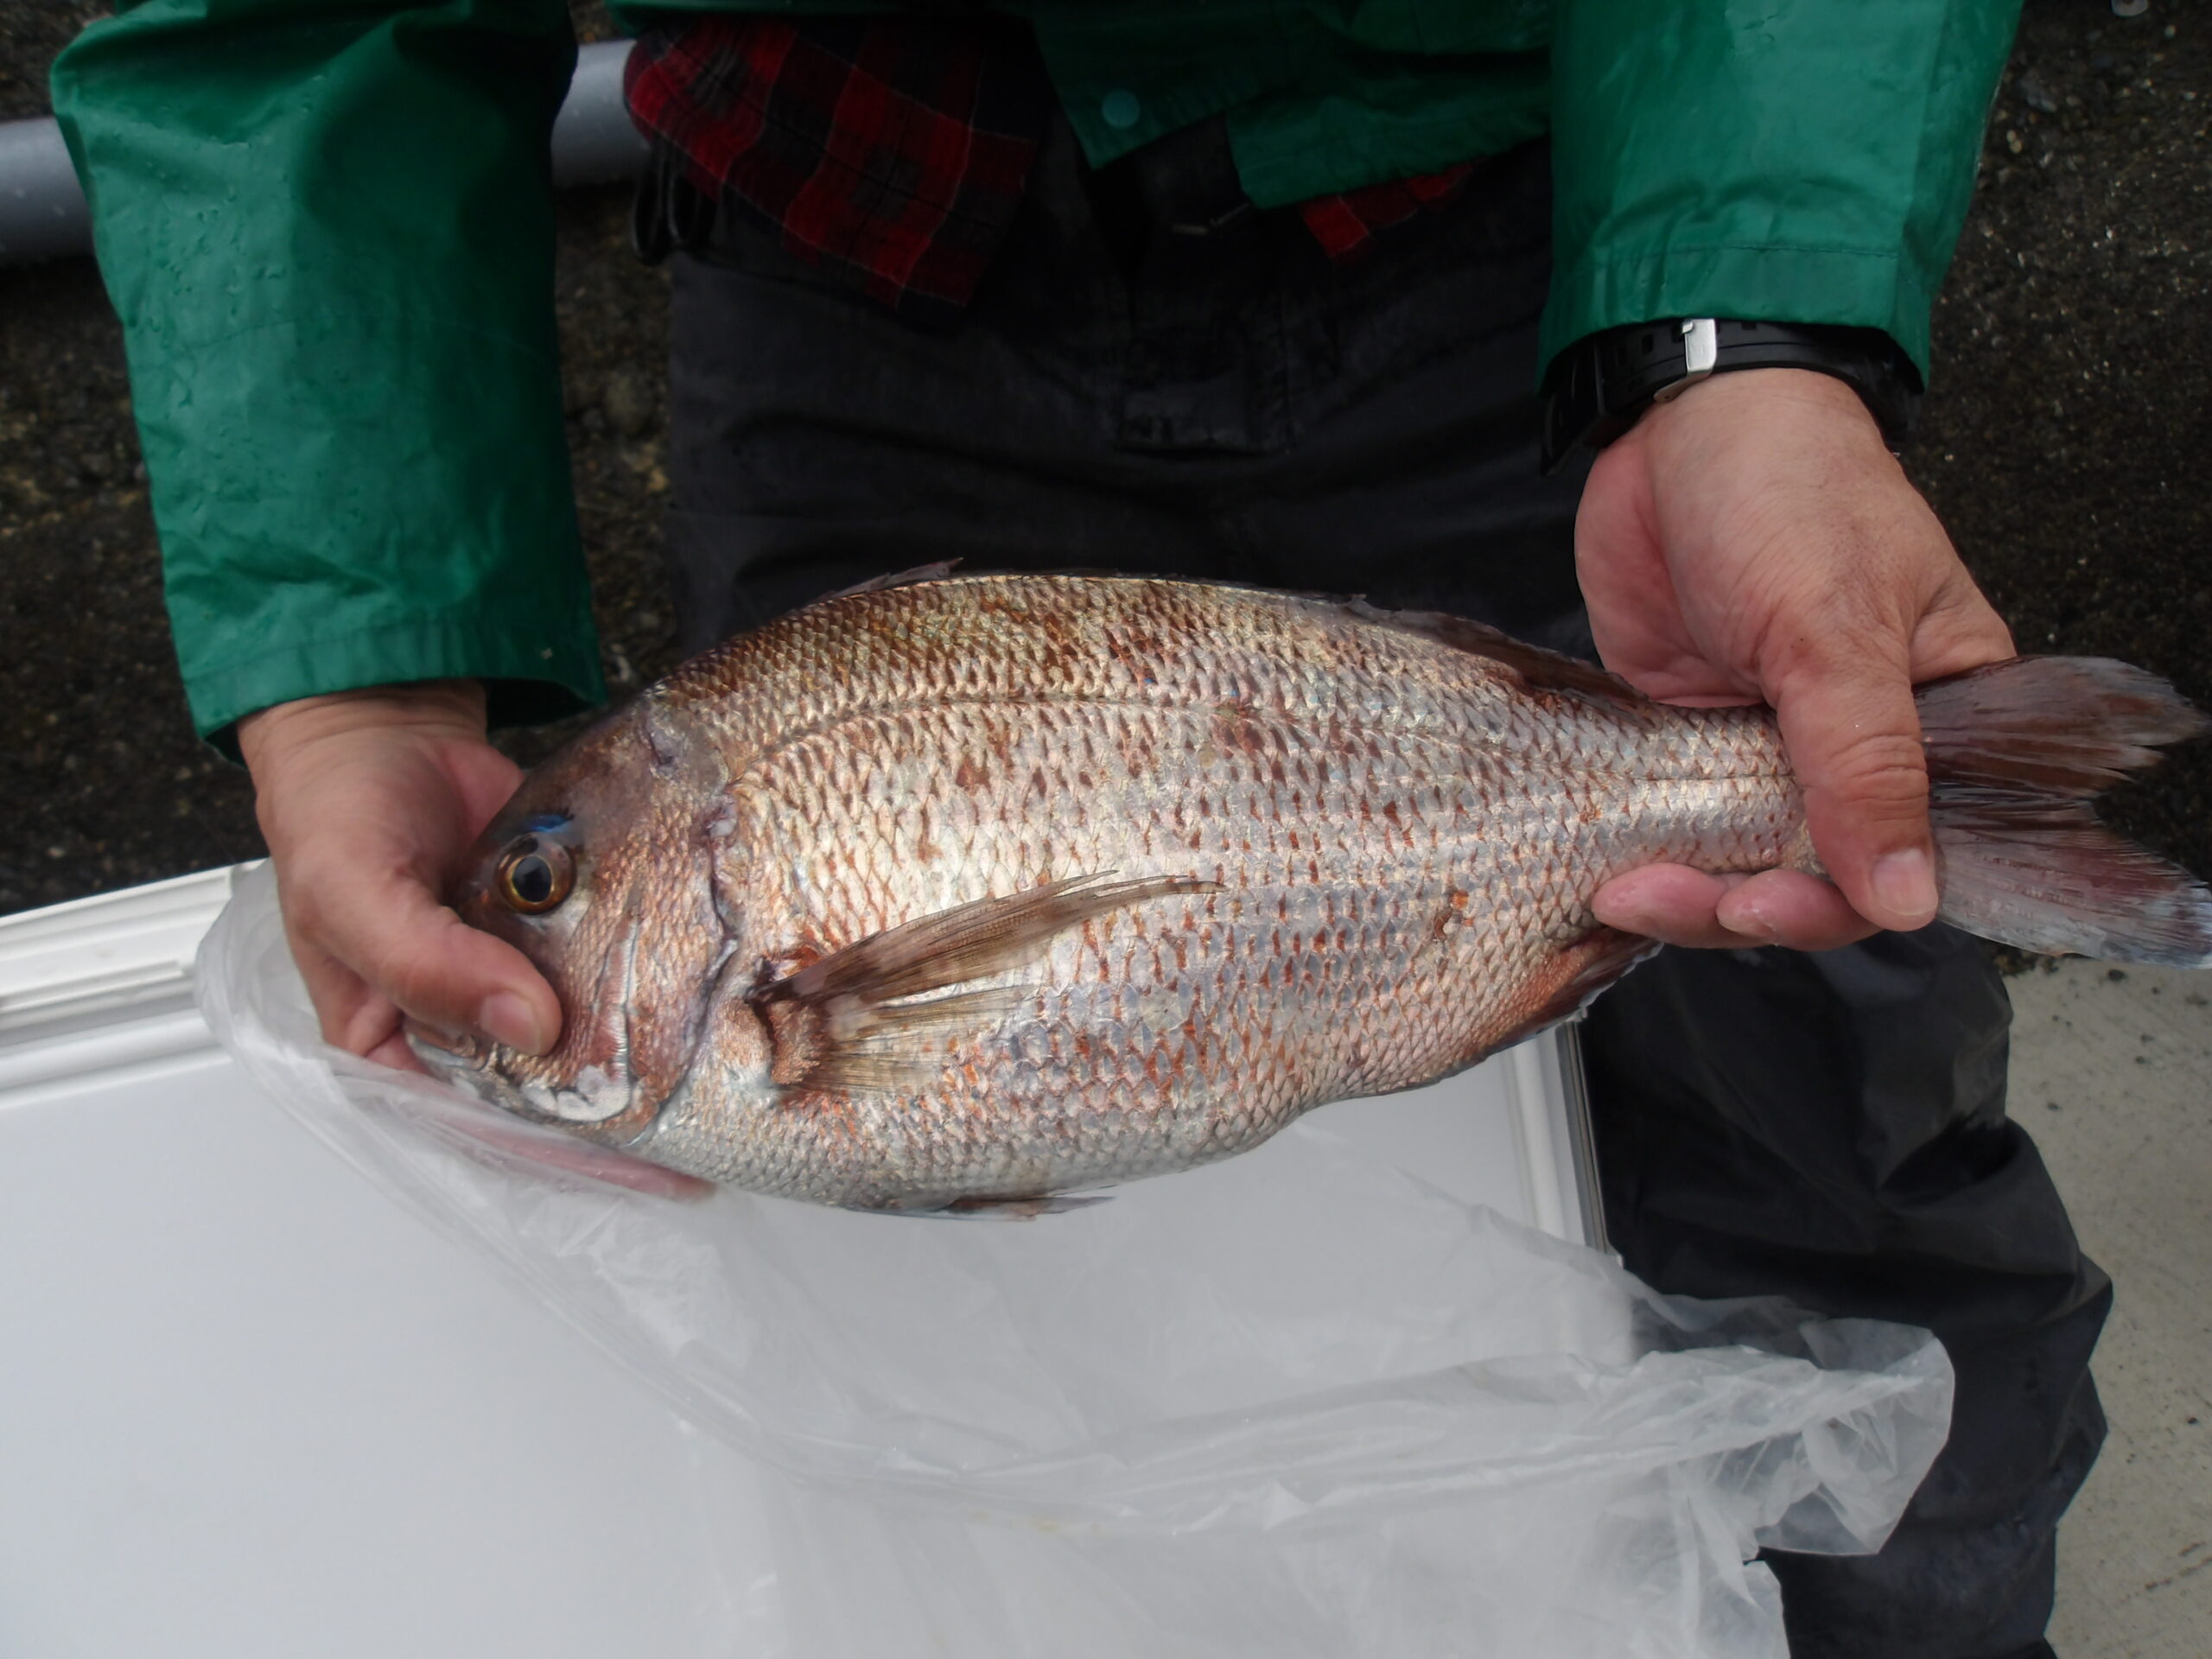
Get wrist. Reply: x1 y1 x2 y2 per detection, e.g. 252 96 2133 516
1637 366 1889 451
1541 319 1921 474
238 681 490 772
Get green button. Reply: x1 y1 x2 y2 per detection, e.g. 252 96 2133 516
1101 89 1142 130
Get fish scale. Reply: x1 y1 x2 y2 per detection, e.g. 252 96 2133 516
411 574 2212 1211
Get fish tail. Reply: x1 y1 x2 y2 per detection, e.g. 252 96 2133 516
1916 657 2212 967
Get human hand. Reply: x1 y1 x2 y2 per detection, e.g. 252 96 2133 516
238 682 559 1071
1574 367 2017 950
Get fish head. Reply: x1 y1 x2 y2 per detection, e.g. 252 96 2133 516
407 697 752 1147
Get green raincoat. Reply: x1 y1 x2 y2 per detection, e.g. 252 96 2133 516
50 0 2021 744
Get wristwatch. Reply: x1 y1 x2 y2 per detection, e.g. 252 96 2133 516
1538 319 1924 474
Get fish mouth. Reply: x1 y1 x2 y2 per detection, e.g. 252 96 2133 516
400 921 659 1131
402 1020 477 1073
404 1020 519 1109
404 1015 643 1128
397 1018 715 1200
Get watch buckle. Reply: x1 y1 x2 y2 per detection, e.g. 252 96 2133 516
1651 318 1719 404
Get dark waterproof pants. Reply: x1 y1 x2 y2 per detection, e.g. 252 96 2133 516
654 122 2111 1659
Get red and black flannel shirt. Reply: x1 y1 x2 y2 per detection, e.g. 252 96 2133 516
625 17 1475 327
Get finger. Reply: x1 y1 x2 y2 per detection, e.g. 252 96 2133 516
363 1031 430 1075
285 864 561 1056
448 743 529 832
1769 639 1942 934
1592 865 1759 950
1596 865 1879 952
1713 869 1879 952
283 921 409 1058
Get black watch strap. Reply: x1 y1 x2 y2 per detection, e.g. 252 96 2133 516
1539 319 1924 474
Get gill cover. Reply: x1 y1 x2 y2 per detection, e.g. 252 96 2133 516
441 696 737 1142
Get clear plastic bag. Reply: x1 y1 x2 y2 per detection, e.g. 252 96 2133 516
198 863 1952 1657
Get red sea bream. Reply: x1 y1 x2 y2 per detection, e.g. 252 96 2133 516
408 574 2212 1211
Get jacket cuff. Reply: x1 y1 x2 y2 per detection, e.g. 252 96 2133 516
188 605 605 760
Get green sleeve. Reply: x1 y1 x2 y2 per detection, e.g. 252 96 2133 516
50 0 605 747
1544 0 2022 381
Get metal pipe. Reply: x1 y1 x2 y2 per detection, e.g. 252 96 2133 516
550 40 649 188
0 118 86 266
0 40 645 269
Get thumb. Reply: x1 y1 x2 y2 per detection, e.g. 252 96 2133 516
1770 639 1942 934
293 865 563 1056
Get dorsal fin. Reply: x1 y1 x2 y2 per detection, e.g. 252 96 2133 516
817 561 963 602
1344 601 1653 707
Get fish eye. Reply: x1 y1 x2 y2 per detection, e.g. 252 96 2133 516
496 836 574 914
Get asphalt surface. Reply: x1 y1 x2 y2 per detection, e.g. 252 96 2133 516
2011 958 2212 1659
3 0 2208 918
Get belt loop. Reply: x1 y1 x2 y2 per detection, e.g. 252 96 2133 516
1128 117 1254 241
630 142 721 267
630 143 675 264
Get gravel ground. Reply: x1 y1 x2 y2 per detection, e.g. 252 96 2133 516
1 0 2207 918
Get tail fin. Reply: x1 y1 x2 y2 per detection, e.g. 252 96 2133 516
1916 658 2212 968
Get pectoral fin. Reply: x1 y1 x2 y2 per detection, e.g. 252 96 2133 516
753 872 1219 1094
758 985 1029 1093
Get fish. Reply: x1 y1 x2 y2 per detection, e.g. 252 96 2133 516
407 572 2212 1211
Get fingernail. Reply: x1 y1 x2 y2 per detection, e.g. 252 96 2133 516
1727 905 1782 945
1871 848 1939 928
1591 896 1650 935
479 992 550 1056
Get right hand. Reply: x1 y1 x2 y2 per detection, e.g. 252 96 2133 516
1576 369 2014 951
238 682 560 1071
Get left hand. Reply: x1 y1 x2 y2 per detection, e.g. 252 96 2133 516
238 682 558 1073
1576 368 2016 951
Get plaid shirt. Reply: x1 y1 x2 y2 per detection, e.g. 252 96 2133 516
625 17 1475 326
